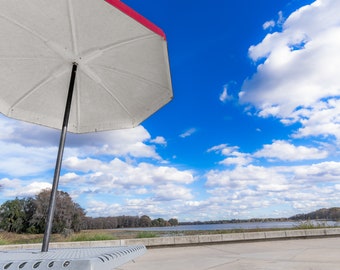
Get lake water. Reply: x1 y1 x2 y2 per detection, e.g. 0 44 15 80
124 221 339 232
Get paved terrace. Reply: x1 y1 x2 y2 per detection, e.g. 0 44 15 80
119 237 340 270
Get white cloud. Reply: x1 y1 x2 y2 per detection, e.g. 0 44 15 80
263 20 275 30
61 157 195 196
0 178 51 198
207 144 228 153
0 115 162 159
150 136 167 145
203 133 340 218
204 160 340 218
66 125 162 159
208 144 252 167
254 140 328 161
179 128 197 138
206 165 288 189
0 115 167 179
239 0 340 142
0 141 56 177
85 196 193 219
292 99 340 140
153 184 194 201
219 85 232 103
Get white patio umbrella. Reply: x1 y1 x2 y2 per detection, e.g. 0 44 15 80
0 0 173 251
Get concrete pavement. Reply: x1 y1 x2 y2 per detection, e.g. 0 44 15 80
118 237 340 270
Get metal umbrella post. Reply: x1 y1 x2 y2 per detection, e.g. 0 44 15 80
41 63 78 252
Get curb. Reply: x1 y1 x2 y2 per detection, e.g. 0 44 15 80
1 228 340 250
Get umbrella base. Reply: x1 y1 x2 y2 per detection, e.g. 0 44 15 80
0 245 146 270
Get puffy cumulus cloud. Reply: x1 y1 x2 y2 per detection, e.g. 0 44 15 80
0 115 60 147
240 0 340 142
206 165 288 190
291 99 340 140
60 172 81 184
0 116 196 218
292 161 340 182
0 119 169 199
208 144 252 167
204 138 340 218
182 194 276 221
63 157 104 173
0 141 56 177
0 115 164 160
150 136 167 145
55 156 196 218
203 158 340 218
85 197 190 219
85 200 122 217
153 184 194 201
254 140 328 161
65 125 163 159
263 20 275 30
60 157 195 199
0 178 51 198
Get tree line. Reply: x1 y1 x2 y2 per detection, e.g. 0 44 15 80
289 207 340 221
0 189 178 234
83 216 178 230
179 217 291 226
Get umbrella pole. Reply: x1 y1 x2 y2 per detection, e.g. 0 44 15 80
41 63 78 252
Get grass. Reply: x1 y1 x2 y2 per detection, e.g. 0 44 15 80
136 231 158 238
0 229 140 245
0 239 8 245
294 220 329 229
70 233 117 242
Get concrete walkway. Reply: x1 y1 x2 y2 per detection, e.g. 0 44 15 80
118 237 340 270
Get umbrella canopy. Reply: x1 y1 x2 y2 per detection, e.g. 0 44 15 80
0 0 173 252
0 0 173 133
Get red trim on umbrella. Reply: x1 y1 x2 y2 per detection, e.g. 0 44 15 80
105 0 166 40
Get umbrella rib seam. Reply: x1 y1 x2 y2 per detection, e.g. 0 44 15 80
7 76 54 115
0 12 48 43
97 65 170 91
100 34 157 54
67 0 79 56
0 12 67 61
95 80 136 126
7 65 69 114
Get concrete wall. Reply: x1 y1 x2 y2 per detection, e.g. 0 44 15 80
1 228 340 250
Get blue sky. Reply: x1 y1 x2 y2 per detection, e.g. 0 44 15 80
1 0 340 221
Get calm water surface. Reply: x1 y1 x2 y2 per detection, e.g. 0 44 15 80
124 221 338 232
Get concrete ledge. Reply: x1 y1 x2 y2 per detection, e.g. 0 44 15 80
174 235 199 245
264 230 287 239
244 231 266 240
1 228 340 250
285 229 306 238
305 228 326 236
198 234 222 243
222 232 244 242
325 228 340 235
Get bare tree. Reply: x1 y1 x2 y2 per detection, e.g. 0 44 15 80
31 189 85 233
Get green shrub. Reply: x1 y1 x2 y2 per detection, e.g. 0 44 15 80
70 233 116 242
294 220 328 229
0 239 8 245
136 231 158 238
